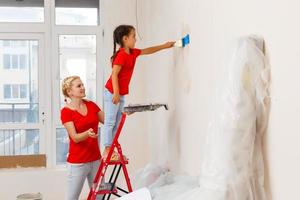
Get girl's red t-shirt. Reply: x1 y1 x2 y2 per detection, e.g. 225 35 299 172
60 100 101 163
105 48 141 95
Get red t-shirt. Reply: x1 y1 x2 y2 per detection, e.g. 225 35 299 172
105 48 141 95
60 100 101 163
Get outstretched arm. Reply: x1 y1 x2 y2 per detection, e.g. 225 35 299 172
140 41 175 55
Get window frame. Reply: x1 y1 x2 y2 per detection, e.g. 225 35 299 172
0 0 104 168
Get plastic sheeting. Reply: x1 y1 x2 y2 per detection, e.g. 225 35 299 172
131 35 270 200
198 35 270 200
130 164 198 200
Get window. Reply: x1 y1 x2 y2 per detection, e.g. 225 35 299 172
20 84 27 99
3 85 11 99
0 129 39 156
3 54 10 69
57 35 96 164
0 0 44 23
19 54 27 69
2 54 28 70
3 84 28 99
59 35 96 106
1 41 30 70
12 55 18 69
0 39 39 124
56 128 68 164
0 38 41 167
12 85 19 98
55 0 99 25
0 0 102 167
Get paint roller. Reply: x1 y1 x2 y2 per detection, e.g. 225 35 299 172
124 103 168 114
174 34 190 47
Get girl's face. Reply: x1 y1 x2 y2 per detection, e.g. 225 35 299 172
123 29 136 49
68 78 86 99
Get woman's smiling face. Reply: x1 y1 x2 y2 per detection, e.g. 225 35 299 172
68 78 86 99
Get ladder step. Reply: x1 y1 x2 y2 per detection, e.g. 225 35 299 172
107 160 129 165
96 183 117 194
96 188 118 195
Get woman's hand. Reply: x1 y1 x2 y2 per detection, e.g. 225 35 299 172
163 41 175 49
86 128 98 138
112 93 120 104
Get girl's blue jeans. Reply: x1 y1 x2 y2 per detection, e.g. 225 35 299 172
103 88 125 147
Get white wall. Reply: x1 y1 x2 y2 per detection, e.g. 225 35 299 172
0 168 67 199
136 0 214 175
135 0 300 199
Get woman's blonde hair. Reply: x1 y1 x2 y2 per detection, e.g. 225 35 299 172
61 75 80 100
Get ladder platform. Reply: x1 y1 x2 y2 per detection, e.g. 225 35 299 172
123 103 168 114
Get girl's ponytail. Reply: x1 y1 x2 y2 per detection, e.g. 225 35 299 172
111 38 117 62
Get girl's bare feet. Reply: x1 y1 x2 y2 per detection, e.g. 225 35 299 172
102 147 128 162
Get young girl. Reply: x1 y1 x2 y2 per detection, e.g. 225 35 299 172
103 25 175 161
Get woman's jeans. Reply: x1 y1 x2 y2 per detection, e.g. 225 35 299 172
66 160 102 200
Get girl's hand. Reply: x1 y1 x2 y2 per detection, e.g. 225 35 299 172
164 41 175 49
112 93 120 104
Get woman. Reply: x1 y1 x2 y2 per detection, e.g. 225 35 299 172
60 75 104 200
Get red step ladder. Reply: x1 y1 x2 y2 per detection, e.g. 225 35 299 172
87 112 132 200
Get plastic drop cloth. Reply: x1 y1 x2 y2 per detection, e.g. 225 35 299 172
197 35 270 200
130 164 199 200
131 35 270 200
